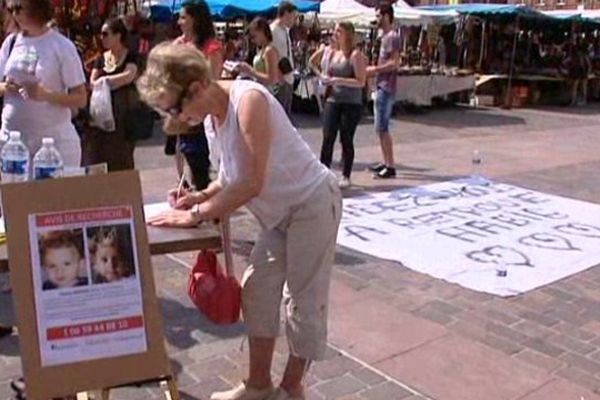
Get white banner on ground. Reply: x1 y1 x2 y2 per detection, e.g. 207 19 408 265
337 179 600 296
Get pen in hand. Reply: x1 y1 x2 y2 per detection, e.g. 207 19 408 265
176 174 186 201
168 174 187 209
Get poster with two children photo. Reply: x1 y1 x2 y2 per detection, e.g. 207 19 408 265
28 206 147 367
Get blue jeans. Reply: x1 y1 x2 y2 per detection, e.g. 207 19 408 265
374 88 395 135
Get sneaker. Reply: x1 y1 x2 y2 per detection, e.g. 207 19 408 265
0 325 13 339
211 381 275 400
367 162 386 173
338 176 351 189
374 166 397 179
265 388 305 400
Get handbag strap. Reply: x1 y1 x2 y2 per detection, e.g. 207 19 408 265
219 216 234 277
1 34 18 82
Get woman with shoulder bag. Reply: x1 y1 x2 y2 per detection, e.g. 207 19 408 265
84 17 140 171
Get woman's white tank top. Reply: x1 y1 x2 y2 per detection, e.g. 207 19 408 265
210 80 332 229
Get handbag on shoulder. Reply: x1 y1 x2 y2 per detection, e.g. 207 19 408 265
278 57 293 75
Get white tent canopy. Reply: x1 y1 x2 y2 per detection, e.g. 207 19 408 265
544 9 600 20
318 0 457 27
319 0 376 26
393 0 457 26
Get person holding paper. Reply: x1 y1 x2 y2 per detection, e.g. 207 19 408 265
235 17 281 97
138 42 342 400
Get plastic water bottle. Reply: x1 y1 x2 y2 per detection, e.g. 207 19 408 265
495 260 508 293
1 131 30 183
33 138 63 180
469 92 479 108
471 149 483 178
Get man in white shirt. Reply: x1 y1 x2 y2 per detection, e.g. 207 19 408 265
270 1 297 116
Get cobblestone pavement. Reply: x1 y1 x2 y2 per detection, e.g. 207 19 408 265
3 104 600 399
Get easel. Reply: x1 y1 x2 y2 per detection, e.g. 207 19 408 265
95 375 180 400
2 172 181 400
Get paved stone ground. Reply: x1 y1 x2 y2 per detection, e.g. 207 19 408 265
3 103 600 399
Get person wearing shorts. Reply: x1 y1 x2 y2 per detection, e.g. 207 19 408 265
366 4 401 179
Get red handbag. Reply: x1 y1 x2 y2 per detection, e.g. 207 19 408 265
187 218 241 325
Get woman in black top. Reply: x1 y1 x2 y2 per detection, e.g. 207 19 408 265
84 17 139 171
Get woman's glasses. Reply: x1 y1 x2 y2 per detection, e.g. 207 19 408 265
158 88 189 118
6 4 22 14
100 31 110 38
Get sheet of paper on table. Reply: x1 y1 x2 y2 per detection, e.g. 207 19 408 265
143 202 171 219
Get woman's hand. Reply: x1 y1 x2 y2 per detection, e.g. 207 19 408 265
179 191 209 210
321 76 339 86
167 188 209 210
1 80 21 96
167 187 191 209
20 81 49 101
147 209 200 228
236 62 254 76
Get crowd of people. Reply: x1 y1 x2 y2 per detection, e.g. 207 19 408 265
3 0 599 398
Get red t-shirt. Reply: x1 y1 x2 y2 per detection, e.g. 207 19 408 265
174 36 222 56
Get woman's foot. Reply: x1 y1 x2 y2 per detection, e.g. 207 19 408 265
266 387 305 400
373 166 397 179
338 176 351 189
210 381 275 400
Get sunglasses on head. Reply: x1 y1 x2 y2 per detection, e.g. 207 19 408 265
6 3 22 14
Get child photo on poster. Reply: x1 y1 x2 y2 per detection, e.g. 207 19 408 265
87 225 136 285
38 229 89 291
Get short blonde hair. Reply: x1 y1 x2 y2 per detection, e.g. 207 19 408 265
136 41 213 109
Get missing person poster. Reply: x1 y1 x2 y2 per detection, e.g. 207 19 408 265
28 205 147 367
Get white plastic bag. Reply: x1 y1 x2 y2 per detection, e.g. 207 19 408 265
89 77 115 132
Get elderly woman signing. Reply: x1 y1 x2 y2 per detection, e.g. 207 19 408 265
139 43 342 400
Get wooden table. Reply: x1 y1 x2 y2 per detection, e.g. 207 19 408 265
0 224 222 272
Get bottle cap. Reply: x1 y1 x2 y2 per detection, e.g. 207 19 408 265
9 131 21 140
42 138 54 145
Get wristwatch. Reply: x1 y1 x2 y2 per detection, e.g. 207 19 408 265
190 203 203 224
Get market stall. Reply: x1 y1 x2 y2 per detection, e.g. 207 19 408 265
420 4 600 107
396 72 475 106
318 0 457 28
